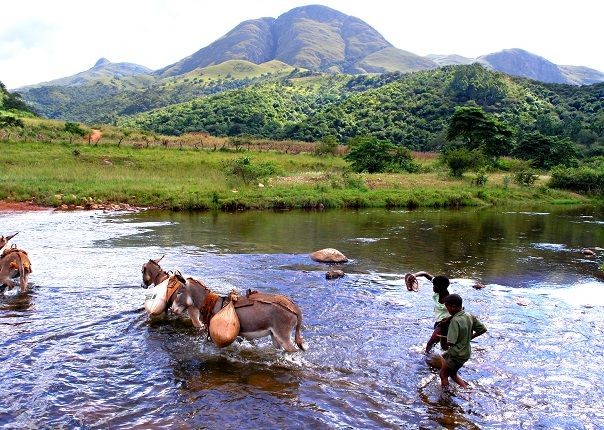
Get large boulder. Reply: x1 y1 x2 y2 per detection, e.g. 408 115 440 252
311 248 348 263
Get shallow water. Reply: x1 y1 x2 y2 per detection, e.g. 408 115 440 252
1 207 603 429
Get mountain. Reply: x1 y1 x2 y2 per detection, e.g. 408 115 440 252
430 48 604 85
477 49 567 83
157 4 436 76
12 5 604 124
18 58 152 90
426 54 474 66
558 65 604 86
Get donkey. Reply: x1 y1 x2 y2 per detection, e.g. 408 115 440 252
141 255 169 288
0 232 18 252
168 273 306 352
0 246 32 292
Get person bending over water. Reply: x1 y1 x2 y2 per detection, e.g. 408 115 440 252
438 294 487 389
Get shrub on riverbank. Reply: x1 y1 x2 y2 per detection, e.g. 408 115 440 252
549 166 604 195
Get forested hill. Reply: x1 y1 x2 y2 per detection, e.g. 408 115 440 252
0 81 34 115
119 64 604 152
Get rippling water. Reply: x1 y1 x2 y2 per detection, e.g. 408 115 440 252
1 207 603 429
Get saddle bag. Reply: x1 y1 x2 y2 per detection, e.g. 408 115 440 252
143 278 169 316
209 301 240 348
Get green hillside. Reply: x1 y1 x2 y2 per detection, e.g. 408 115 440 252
0 81 35 116
21 61 299 123
120 64 604 152
18 58 152 90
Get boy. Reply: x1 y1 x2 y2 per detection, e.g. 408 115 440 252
409 271 452 353
439 293 487 389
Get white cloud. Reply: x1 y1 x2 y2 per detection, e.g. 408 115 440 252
1 0 603 89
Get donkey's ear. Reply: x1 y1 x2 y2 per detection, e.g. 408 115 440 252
174 270 186 284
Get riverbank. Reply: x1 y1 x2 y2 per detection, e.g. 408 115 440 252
0 140 592 211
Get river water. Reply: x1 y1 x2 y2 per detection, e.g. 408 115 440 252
1 206 603 429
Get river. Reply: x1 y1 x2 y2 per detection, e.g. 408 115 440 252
1 206 603 429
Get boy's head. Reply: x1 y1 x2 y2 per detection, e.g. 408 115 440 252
444 293 463 314
432 275 450 294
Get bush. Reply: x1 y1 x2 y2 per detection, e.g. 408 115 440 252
472 168 488 186
512 132 579 169
514 170 538 187
440 147 486 177
224 156 280 185
314 135 339 156
0 115 24 128
387 146 421 173
494 157 532 172
345 136 397 173
549 166 604 194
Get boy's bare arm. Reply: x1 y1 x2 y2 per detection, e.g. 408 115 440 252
471 328 487 339
413 271 434 280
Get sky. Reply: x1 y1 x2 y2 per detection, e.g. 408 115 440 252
2 0 603 89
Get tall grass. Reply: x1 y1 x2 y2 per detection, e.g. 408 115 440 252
0 137 587 211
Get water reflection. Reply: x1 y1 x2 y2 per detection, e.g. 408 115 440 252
0 289 33 313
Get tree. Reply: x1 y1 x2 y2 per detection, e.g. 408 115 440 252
440 147 486 177
512 132 579 169
64 122 86 144
446 106 513 160
314 135 339 156
345 137 395 173
0 81 35 114
0 115 24 128
446 64 507 106
345 136 417 173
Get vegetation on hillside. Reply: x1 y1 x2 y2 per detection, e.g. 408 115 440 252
20 61 301 123
117 65 604 156
0 81 35 115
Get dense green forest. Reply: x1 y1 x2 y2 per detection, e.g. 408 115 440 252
118 65 604 153
0 81 34 115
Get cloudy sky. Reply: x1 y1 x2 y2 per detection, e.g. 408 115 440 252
2 0 602 89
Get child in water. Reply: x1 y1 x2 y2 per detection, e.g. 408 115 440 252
410 271 453 353
438 293 487 388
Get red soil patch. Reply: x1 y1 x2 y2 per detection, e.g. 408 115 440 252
87 129 102 144
0 201 51 212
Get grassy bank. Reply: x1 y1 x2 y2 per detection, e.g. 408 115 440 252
0 138 589 211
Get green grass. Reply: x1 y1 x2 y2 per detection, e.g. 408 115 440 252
0 139 590 211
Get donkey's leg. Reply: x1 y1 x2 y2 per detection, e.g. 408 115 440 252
19 273 28 292
270 328 298 353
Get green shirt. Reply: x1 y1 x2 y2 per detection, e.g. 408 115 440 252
433 292 450 323
446 310 486 362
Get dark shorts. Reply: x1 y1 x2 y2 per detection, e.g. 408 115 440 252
434 316 452 334
442 352 466 374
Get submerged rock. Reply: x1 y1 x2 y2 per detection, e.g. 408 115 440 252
325 270 345 280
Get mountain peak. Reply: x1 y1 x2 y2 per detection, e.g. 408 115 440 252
277 4 346 21
94 58 111 67
478 48 567 83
